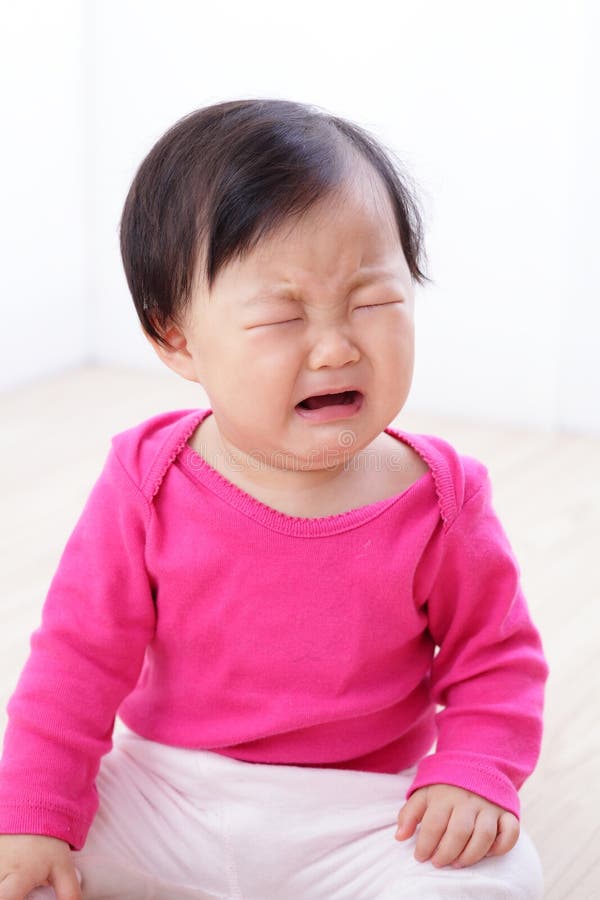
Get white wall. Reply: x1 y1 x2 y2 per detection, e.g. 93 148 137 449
0 0 89 389
556 0 600 433
1 0 598 435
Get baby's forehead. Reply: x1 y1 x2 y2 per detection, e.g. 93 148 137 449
255 190 402 258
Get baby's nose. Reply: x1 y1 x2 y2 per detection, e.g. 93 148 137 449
306 326 361 369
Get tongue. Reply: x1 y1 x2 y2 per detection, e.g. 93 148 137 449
302 391 353 410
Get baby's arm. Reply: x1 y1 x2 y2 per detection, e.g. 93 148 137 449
402 462 549 863
395 783 519 868
0 443 156 851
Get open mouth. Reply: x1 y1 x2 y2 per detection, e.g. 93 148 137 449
296 390 361 410
295 389 364 421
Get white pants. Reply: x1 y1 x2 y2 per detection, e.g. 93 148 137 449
28 723 544 899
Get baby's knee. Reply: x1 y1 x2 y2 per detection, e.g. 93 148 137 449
497 828 544 900
447 830 544 900
380 829 544 900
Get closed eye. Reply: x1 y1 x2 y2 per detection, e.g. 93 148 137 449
247 301 403 328
355 301 402 312
254 318 302 328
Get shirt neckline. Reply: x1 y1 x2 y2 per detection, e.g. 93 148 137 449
177 408 436 537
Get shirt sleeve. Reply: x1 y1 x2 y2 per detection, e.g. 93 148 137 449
406 467 550 819
0 444 156 850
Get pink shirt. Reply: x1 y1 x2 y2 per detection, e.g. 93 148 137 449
0 408 549 850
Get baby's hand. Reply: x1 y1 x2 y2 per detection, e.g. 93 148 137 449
0 834 82 900
394 783 519 869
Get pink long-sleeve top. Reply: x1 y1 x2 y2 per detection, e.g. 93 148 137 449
0 407 549 850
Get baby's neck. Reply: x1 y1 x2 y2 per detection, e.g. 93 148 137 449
189 412 378 517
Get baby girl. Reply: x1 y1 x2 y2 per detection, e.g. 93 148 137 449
0 97 549 899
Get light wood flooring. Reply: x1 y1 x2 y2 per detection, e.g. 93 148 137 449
1 365 598 898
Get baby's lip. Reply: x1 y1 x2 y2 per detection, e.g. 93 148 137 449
295 386 364 406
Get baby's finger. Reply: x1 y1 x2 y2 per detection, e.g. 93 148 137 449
485 812 520 857
47 863 82 900
413 803 452 862
450 811 499 868
428 808 477 868
0 872 38 900
395 790 428 840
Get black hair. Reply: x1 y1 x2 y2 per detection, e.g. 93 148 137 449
119 97 432 348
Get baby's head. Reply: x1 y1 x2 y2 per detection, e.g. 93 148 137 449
120 98 431 472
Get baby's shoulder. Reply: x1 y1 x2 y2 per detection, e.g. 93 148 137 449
110 407 206 500
384 426 490 529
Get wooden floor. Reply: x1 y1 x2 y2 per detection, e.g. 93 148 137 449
1 365 598 898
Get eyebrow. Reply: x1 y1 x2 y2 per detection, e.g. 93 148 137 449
245 268 402 305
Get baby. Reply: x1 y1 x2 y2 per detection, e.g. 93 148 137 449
0 98 549 899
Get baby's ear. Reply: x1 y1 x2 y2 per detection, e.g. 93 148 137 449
143 324 202 385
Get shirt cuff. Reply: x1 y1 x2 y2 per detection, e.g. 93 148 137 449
406 751 520 818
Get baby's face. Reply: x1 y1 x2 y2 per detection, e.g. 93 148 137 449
162 167 415 471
